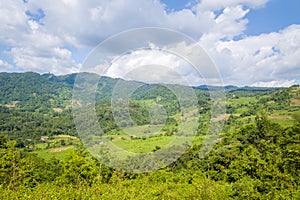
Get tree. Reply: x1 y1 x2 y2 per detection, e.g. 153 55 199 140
57 151 98 188
255 111 270 140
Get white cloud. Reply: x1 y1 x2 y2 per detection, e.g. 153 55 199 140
27 0 169 47
103 48 204 86
0 0 79 74
251 80 298 87
0 59 14 72
195 0 269 11
0 0 28 46
26 0 254 46
11 46 78 75
88 40 220 86
208 24 300 85
0 0 299 86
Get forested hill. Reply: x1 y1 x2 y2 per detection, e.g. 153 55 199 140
0 72 299 199
0 72 66 104
0 72 146 104
0 72 283 105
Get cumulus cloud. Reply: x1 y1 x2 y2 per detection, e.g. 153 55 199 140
104 48 206 86
0 0 299 86
0 59 14 72
85 37 221 86
251 80 298 88
26 0 168 47
195 0 269 11
25 0 258 46
11 46 78 75
0 0 28 46
0 0 79 74
208 24 300 86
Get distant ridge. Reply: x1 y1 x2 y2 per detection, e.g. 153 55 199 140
195 84 281 92
0 72 283 104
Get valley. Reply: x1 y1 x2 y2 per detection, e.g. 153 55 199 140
0 72 299 199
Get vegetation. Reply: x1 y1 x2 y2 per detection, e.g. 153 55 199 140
0 72 299 199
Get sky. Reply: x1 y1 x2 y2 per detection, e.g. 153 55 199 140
0 0 299 87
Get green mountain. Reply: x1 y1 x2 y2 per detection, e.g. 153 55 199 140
0 72 65 104
0 72 299 199
0 72 282 104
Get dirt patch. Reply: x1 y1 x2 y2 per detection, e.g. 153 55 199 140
212 114 240 122
113 136 132 141
71 100 82 107
50 146 73 153
112 137 121 142
4 101 19 108
290 86 300 106
65 105 71 110
269 115 292 120
53 108 63 113
172 109 198 121
181 109 199 120
212 115 228 122
291 99 300 106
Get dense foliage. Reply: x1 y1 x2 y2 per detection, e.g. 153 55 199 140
0 72 299 199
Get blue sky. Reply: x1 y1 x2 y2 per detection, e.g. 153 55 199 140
0 0 299 87
246 0 300 35
161 0 300 35
161 0 191 11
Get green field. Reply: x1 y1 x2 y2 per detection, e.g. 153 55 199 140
112 135 175 153
31 135 81 161
34 146 75 161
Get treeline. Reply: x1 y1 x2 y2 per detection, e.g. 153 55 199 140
173 112 300 199
0 98 181 145
0 112 299 199
0 106 76 145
